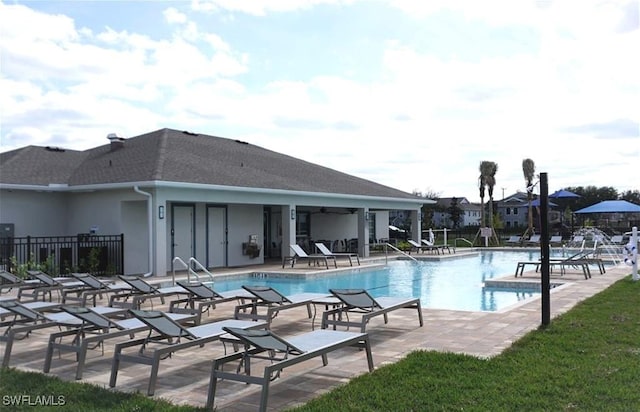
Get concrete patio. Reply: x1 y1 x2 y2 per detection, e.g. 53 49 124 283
1 254 631 411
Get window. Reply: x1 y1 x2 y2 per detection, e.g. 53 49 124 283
296 212 310 237
514 208 518 215
368 213 376 244
506 208 511 215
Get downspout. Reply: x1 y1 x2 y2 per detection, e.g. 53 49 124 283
134 186 154 278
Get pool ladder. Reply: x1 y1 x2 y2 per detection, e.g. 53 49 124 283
171 257 215 286
383 243 418 263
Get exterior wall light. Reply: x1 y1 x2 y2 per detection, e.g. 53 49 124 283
291 209 296 220
159 205 165 219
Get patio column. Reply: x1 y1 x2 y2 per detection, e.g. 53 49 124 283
357 208 370 257
281 205 296 259
411 209 421 242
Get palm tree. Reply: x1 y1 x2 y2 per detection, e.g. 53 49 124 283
522 158 536 236
485 162 498 230
479 161 494 228
478 172 486 227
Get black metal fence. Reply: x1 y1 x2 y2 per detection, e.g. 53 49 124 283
0 234 123 277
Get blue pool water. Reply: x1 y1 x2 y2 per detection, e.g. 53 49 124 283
212 250 553 312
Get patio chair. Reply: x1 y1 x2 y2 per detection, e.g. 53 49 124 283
322 288 423 333
109 275 188 309
315 242 360 266
549 235 563 246
525 234 541 246
0 299 63 323
421 239 452 254
44 305 195 380
109 309 267 395
0 300 125 367
282 244 337 269
609 235 624 245
407 239 438 254
169 281 255 324
569 235 585 248
514 251 598 279
234 285 330 328
18 270 87 302
62 272 130 306
0 270 41 295
206 326 374 412
505 236 522 246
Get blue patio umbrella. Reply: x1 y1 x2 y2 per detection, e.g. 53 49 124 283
549 189 581 199
574 200 640 214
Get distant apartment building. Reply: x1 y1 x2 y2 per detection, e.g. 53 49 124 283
431 197 481 228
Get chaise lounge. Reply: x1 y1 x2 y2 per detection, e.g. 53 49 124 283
43 305 195 380
321 288 423 333
109 309 267 395
206 326 374 412
234 285 330 328
282 244 337 269
169 280 256 324
0 300 125 367
109 275 188 309
315 242 360 266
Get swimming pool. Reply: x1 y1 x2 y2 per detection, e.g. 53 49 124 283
211 250 553 312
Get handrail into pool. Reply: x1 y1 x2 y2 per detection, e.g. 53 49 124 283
384 243 418 263
455 238 473 249
171 257 215 285
172 257 188 286
188 257 215 284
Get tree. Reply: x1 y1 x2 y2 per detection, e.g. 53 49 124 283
478 162 490 227
565 186 619 210
620 190 640 204
477 161 499 245
413 188 442 230
485 161 498 230
522 158 536 236
447 197 463 228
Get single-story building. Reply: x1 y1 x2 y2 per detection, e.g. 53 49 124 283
0 128 430 276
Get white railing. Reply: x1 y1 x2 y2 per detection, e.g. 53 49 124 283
383 243 418 263
454 237 473 249
171 257 188 286
189 257 215 284
171 257 215 285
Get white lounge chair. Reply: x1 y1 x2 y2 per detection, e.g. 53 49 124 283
314 242 360 266
282 244 337 269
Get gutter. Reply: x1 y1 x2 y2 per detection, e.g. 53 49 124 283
0 180 431 205
133 185 154 278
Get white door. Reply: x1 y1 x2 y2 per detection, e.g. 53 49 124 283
172 205 194 267
207 206 227 268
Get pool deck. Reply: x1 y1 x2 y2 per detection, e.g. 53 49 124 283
1 251 632 411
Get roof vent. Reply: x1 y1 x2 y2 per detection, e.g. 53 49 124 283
107 133 125 151
45 146 65 152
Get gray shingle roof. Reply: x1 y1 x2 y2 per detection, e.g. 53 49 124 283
1 128 419 199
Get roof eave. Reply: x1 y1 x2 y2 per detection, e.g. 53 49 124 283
0 180 430 205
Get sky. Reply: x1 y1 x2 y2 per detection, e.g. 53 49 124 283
1 0 638 202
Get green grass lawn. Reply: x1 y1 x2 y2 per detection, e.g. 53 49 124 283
2 276 639 411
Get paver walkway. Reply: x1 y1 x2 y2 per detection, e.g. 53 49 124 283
1 255 631 411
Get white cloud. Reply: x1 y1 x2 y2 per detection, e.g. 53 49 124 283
0 0 637 200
